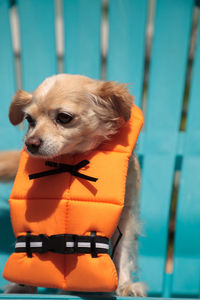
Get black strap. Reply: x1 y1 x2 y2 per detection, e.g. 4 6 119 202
90 231 98 258
111 226 123 259
29 160 98 182
15 233 109 257
25 231 32 258
73 234 78 253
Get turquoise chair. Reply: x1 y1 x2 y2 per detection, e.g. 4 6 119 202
0 0 199 299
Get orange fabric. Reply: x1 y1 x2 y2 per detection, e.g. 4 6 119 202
3 105 144 292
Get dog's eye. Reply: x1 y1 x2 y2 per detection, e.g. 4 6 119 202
56 113 73 125
25 114 35 127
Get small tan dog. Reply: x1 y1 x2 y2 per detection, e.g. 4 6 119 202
0 74 145 296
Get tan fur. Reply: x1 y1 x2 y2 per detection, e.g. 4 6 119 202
0 151 20 181
0 74 146 296
96 81 133 121
10 74 134 158
9 90 32 125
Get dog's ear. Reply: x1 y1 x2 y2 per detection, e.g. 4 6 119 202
9 90 32 125
96 81 133 122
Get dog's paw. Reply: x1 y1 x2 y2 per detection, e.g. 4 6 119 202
4 283 37 294
116 281 147 297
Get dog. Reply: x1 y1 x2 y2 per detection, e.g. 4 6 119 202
0 74 146 296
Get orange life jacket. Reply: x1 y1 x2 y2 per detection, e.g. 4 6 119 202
3 105 144 292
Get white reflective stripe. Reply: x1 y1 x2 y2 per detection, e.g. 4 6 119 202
15 242 26 248
66 242 91 248
66 242 74 247
96 243 109 250
15 242 42 248
78 242 90 248
65 241 108 249
30 242 42 247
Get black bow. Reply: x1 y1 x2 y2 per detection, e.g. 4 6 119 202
29 160 98 182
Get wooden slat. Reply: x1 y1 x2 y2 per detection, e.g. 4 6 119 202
138 0 194 295
138 131 185 158
63 0 101 79
172 10 200 297
107 0 148 106
0 1 18 289
0 0 15 126
0 0 22 150
17 0 57 91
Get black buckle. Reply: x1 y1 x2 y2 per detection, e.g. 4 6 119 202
50 235 66 253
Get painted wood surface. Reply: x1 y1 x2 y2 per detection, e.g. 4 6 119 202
63 0 101 79
107 0 148 106
138 0 194 295
0 0 20 290
0 0 22 149
17 0 57 91
172 9 200 297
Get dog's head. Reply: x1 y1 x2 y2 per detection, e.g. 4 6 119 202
9 74 133 157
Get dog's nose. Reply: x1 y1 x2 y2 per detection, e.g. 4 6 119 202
25 137 42 154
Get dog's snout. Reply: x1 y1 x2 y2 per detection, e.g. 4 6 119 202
25 137 42 154
26 137 41 147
